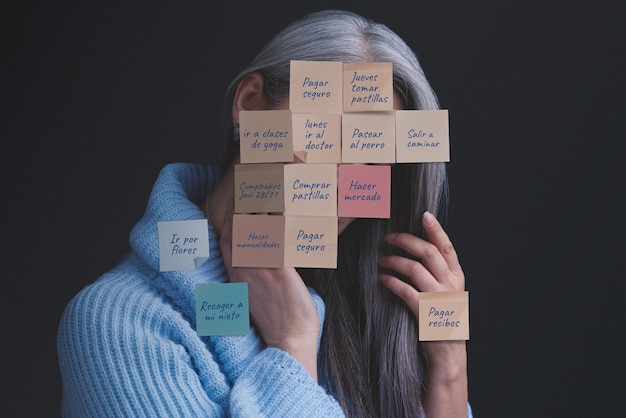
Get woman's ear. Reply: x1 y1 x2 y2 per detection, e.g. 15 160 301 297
232 72 265 123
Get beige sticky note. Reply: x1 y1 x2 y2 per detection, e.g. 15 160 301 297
395 110 450 163
231 214 285 267
341 112 396 163
283 163 337 216
284 216 338 268
418 291 469 341
289 60 343 113
233 164 284 214
343 62 394 112
239 110 294 164
292 113 342 163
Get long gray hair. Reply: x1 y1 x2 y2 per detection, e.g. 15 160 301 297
223 10 448 417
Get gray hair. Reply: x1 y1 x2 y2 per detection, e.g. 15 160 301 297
226 10 439 112
223 10 449 417
223 9 447 214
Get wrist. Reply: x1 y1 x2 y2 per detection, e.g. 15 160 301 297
423 341 468 418
424 340 467 385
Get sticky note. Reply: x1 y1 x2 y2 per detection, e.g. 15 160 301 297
283 163 337 216
157 220 209 271
341 112 396 163
395 110 450 163
239 110 293 163
289 60 343 113
418 291 469 341
231 214 285 268
284 216 338 268
234 163 284 214
196 283 250 336
343 62 394 112
292 113 341 163
337 164 391 218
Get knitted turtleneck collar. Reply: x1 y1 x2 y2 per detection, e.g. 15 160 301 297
129 163 225 325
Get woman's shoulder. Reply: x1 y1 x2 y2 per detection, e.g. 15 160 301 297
57 256 231 416
58 254 189 349
62 255 157 315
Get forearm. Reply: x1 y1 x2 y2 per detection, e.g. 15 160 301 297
422 341 468 418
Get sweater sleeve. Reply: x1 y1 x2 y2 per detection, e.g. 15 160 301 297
230 348 344 417
58 264 344 417
57 270 231 417
211 288 345 417
58 164 344 416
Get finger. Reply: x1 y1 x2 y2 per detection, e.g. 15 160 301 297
384 232 451 284
422 211 462 275
380 274 420 319
378 255 438 291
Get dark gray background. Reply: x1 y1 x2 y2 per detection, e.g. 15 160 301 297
3 1 624 416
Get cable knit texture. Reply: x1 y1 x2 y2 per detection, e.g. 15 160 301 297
57 163 344 417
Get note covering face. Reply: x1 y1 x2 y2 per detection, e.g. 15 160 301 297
283 163 337 216
239 110 293 164
289 60 343 113
231 214 285 268
337 164 391 218
343 62 394 112
284 215 338 268
234 163 284 214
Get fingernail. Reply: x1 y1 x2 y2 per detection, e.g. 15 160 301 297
423 211 436 225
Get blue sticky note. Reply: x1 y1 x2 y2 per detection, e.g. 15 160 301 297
158 220 210 272
195 283 249 336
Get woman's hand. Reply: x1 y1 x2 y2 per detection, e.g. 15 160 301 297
378 211 468 417
218 200 320 381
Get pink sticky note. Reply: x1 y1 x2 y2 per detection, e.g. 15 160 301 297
337 164 391 218
284 216 338 268
231 214 285 267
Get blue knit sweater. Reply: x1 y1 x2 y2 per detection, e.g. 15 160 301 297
57 163 344 417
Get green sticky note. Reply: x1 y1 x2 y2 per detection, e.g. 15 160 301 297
195 283 249 336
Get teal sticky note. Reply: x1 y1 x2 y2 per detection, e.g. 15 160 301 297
195 283 249 336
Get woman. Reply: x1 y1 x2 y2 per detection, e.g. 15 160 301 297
58 10 470 417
